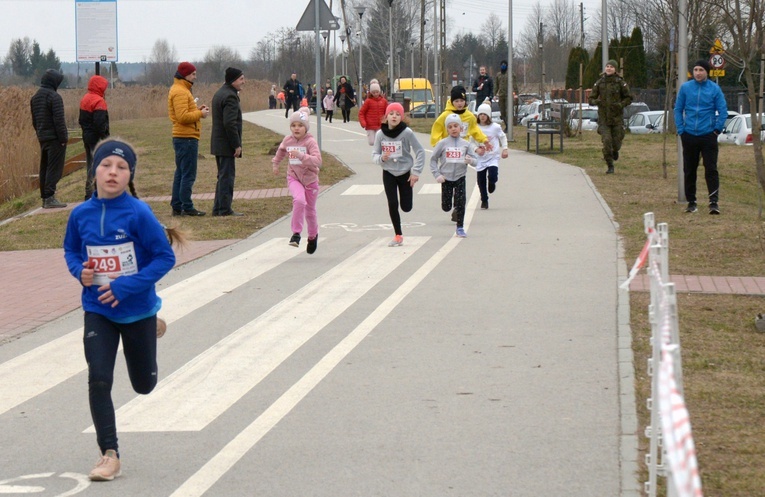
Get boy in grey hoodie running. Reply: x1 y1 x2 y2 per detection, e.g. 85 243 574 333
430 113 483 237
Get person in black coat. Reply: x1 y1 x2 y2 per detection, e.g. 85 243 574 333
334 76 356 123
30 69 68 208
472 66 494 105
283 73 301 117
210 67 245 216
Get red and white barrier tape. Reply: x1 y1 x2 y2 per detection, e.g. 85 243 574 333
620 228 656 289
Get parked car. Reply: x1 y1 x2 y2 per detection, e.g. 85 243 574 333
628 111 664 134
410 103 436 118
652 110 741 135
718 113 765 145
622 102 650 126
468 99 502 122
519 100 553 126
567 105 599 131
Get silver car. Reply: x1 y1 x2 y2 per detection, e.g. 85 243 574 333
628 111 665 134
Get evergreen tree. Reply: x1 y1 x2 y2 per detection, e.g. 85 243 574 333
6 37 32 77
625 27 647 88
565 46 589 89
583 43 602 89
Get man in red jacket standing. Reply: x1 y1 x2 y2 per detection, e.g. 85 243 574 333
79 75 110 200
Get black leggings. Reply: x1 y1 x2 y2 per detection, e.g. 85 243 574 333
341 106 352 122
383 170 413 236
441 176 466 228
476 166 499 202
84 312 158 455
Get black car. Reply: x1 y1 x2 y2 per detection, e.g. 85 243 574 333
410 103 436 118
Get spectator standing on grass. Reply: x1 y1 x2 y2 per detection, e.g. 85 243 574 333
674 59 727 215
64 139 185 482
80 75 115 201
283 73 301 117
211 67 245 217
495 60 510 131
472 66 493 106
30 68 68 209
358 82 388 145
588 59 632 174
168 62 209 217
334 76 356 123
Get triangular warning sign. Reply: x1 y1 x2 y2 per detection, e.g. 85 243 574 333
709 38 725 54
296 0 340 32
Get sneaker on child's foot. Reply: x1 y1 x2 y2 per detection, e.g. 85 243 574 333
488 182 496 194
89 450 121 481
480 200 488 209
156 317 167 339
388 235 404 247
685 202 698 213
709 203 720 215
289 233 301 247
306 235 318 254
455 227 467 238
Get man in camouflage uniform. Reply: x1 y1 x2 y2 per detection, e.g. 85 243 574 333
495 59 510 132
589 59 632 173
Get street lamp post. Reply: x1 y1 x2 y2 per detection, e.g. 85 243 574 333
388 0 394 94
425 43 430 107
355 5 367 106
339 32 346 76
321 31 328 84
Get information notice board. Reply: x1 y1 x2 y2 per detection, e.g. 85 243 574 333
75 0 118 62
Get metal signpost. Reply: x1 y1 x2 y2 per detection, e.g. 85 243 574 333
75 0 118 76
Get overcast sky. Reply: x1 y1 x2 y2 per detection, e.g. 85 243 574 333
0 0 602 64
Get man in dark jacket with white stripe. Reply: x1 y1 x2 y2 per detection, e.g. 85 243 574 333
210 67 245 216
30 69 68 208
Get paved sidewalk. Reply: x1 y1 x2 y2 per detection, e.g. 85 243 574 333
628 274 765 295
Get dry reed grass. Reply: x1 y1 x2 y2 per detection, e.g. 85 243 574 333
0 79 270 202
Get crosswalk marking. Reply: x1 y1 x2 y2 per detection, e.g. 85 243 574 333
170 230 469 497
418 184 442 194
0 238 301 417
107 237 428 433
341 185 385 195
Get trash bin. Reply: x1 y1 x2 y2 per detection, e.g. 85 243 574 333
391 92 404 103
403 98 411 113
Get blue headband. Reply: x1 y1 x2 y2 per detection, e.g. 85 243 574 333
92 140 137 180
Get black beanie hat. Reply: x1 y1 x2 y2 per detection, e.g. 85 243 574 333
225 67 243 85
693 59 711 75
450 85 466 102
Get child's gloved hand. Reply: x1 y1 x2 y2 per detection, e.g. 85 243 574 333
436 175 446 183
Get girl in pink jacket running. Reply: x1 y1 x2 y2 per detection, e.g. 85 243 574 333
272 109 322 254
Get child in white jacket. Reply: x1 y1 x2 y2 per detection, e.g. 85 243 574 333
322 89 335 122
475 102 508 209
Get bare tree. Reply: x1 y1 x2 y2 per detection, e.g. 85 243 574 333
199 46 242 84
709 0 765 199
144 39 177 86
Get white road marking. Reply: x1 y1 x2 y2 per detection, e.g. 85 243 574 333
0 239 300 417
170 189 480 497
417 184 442 194
107 237 427 433
341 184 385 196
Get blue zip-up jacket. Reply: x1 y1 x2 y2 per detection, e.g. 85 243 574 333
64 192 175 322
674 78 727 136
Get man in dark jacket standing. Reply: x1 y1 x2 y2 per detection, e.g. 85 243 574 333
472 66 493 105
589 59 632 174
211 67 245 216
30 69 68 208
79 74 110 200
283 73 301 117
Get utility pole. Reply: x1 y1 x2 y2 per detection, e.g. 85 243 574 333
601 0 608 69
538 23 545 105
439 0 446 109
419 0 425 77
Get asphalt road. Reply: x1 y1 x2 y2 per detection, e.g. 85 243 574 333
0 110 639 496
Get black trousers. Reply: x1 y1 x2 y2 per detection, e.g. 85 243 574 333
84 142 96 199
213 155 237 215
476 166 499 202
39 140 66 199
681 132 719 204
441 176 467 228
382 170 413 236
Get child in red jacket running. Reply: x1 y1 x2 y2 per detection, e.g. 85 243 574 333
358 82 388 145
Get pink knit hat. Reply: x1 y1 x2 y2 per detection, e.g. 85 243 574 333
289 109 311 131
385 102 405 116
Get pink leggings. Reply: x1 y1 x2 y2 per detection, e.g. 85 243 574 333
288 176 319 238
